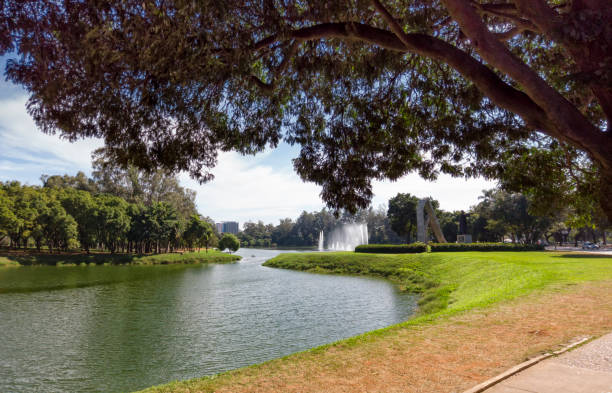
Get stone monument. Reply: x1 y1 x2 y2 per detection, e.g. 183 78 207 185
456 211 472 243
416 199 447 243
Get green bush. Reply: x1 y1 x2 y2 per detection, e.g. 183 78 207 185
429 242 544 252
355 243 427 254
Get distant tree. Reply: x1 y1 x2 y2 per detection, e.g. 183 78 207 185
3 182 39 248
473 189 552 244
144 202 179 253
59 188 98 253
204 232 219 252
271 218 294 246
240 220 273 247
219 234 240 253
437 211 459 243
94 194 131 253
387 193 419 243
184 214 213 252
91 149 197 221
288 212 316 246
41 172 98 194
37 195 78 252
0 189 18 245
126 203 148 253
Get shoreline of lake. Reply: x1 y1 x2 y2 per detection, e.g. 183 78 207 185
137 250 612 393
0 248 416 393
0 249 241 267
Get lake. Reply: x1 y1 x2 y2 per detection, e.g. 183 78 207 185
0 248 417 393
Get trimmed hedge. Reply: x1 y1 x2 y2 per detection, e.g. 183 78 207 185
429 242 544 252
355 243 427 254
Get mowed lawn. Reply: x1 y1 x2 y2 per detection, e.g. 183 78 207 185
264 251 612 317
139 251 612 393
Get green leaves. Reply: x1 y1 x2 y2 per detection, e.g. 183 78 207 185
2 1 610 219
218 233 240 253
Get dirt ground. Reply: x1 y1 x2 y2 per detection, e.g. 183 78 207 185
172 281 612 393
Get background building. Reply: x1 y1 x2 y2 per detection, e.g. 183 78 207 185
217 221 239 235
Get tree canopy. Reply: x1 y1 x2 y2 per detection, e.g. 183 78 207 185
387 193 419 243
2 1 611 218
218 233 240 253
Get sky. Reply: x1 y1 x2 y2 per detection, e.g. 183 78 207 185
0 72 496 227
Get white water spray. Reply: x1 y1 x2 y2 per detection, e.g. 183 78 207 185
321 223 368 251
318 230 324 251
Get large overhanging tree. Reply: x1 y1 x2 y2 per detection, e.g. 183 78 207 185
2 1 611 219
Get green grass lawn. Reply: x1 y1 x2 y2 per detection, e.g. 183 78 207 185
0 256 20 267
0 250 240 266
264 251 612 317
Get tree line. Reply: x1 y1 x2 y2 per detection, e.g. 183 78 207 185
0 155 224 254
237 188 610 248
0 182 221 254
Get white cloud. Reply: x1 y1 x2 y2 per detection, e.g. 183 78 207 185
372 175 496 212
182 149 497 226
0 88 496 224
180 152 325 225
0 94 103 182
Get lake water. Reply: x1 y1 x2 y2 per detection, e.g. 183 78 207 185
0 248 417 393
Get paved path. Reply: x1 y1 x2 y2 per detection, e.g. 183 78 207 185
545 246 612 256
485 333 612 393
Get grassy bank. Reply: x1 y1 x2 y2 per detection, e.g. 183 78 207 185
264 251 612 316
138 250 612 393
0 250 240 266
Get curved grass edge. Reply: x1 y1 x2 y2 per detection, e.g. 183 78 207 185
0 250 241 267
263 251 451 314
135 250 612 393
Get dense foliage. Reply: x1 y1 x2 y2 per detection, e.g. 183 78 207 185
238 188 609 248
387 194 419 243
218 234 240 253
238 207 403 248
2 1 611 220
429 243 544 252
0 170 215 253
355 243 427 254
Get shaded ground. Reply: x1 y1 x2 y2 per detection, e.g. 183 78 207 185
140 251 612 393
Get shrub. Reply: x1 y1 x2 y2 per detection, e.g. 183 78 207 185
429 242 544 252
355 243 427 254
218 233 240 253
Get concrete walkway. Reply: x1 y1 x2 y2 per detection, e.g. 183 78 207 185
485 333 612 393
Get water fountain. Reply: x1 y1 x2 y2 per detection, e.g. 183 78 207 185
320 223 368 251
318 230 324 251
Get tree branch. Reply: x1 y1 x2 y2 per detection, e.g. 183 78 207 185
512 0 562 40
252 19 550 132
494 26 526 41
440 0 611 170
250 75 274 93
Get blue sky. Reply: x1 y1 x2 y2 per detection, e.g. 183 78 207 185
0 59 496 226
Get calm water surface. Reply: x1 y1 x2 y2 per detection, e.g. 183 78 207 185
0 248 417 393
